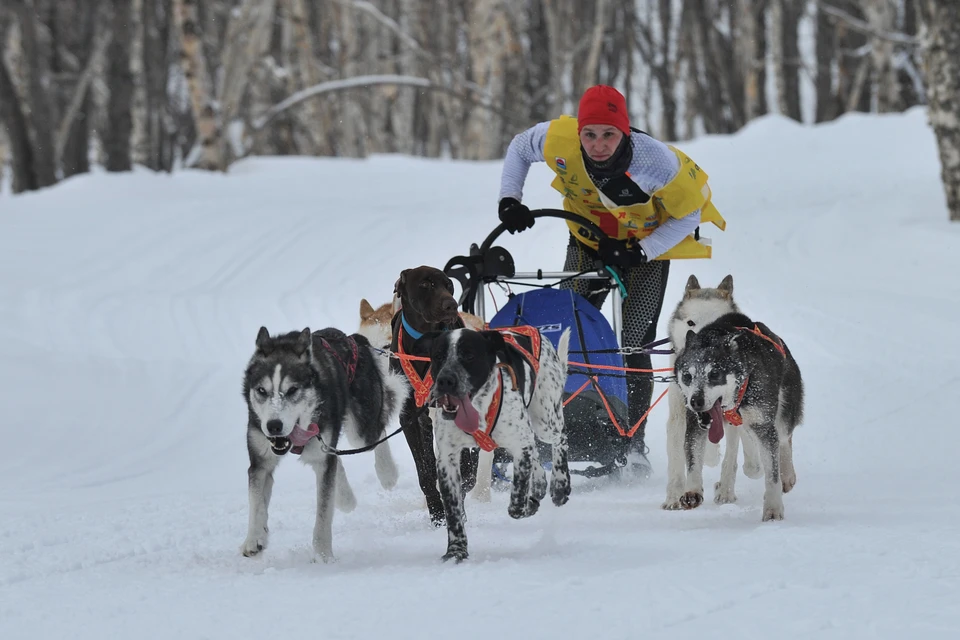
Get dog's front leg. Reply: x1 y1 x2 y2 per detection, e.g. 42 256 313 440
680 411 707 509
401 402 445 526
508 440 539 519
241 456 278 557
311 453 340 561
435 433 468 563
662 383 689 510
714 424 740 504
752 423 784 521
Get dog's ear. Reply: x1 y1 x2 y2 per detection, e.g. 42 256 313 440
684 329 698 348
717 274 734 297
359 298 375 320
482 330 508 360
684 275 700 297
256 326 272 354
295 328 313 360
727 332 741 351
393 270 409 298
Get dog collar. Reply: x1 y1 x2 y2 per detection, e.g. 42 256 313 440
401 313 424 340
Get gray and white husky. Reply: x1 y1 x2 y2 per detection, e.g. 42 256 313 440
240 326 406 561
672 307 804 521
663 275 763 510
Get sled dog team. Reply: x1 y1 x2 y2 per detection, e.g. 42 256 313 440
241 267 804 563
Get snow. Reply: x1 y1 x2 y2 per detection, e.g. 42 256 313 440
2 106 959 638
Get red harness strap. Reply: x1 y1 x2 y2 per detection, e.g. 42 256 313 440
396 326 433 408
471 326 543 452
722 376 750 427
724 325 786 427
735 324 786 358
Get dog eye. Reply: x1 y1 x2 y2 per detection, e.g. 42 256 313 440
285 386 298 397
420 280 433 289
462 351 474 362
256 386 268 397
707 370 722 383
687 320 696 327
680 373 692 385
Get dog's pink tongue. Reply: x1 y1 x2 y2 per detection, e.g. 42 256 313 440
452 396 481 434
708 400 725 444
289 422 319 447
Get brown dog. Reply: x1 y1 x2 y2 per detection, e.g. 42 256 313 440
390 265 479 526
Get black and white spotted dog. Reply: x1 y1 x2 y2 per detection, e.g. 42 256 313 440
422 326 572 562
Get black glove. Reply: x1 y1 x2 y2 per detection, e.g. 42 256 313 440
498 197 535 234
597 236 647 268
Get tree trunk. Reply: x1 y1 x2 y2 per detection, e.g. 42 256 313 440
738 0 762 122
172 0 222 169
0 53 38 192
815 1 839 122
144 0 174 172
104 0 133 171
918 0 960 221
16 0 58 187
219 0 277 163
286 0 334 156
130 0 149 166
771 0 802 121
862 0 899 112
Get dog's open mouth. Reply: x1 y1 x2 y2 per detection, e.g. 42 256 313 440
438 394 481 434
270 437 292 455
705 399 725 444
269 420 319 455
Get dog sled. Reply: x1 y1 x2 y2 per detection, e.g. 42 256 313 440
444 209 673 479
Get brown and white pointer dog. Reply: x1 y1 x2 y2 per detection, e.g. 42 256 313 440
390 266 479 526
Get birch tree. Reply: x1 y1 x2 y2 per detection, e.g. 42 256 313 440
918 0 960 221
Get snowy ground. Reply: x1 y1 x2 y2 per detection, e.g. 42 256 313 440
2 107 959 639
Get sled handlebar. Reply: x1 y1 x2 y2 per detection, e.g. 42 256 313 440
479 209 607 253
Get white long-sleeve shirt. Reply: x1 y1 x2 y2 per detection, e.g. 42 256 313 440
499 121 701 259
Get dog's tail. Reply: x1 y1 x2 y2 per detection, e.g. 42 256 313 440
557 327 571 380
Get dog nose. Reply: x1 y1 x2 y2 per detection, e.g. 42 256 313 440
435 373 457 394
440 297 458 314
690 393 705 412
266 419 284 436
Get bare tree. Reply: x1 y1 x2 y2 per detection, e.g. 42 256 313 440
918 0 960 221
103 0 133 171
771 0 803 120
171 0 221 169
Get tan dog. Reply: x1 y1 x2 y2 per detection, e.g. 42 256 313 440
359 298 485 349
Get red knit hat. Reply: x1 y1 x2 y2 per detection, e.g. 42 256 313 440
577 85 630 135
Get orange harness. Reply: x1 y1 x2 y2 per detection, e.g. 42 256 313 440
459 326 544 452
724 324 787 426
396 326 434 408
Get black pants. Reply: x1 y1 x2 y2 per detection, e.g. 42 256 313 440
558 234 670 450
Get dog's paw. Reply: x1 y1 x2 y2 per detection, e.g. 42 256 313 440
532 474 548 503
782 471 797 493
550 478 571 507
240 534 267 557
311 551 337 564
742 459 763 479
713 481 737 505
762 503 785 522
441 547 468 564
508 496 540 519
661 496 684 510
680 491 704 510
